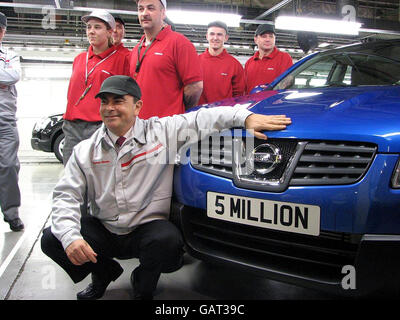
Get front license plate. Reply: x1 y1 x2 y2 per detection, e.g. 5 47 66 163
207 192 320 236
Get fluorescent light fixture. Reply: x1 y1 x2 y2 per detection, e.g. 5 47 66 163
167 10 241 27
318 42 330 48
275 15 361 35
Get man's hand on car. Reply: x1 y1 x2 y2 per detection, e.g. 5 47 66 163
245 114 292 140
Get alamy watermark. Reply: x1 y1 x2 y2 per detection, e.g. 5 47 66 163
143 128 255 167
41 265 56 290
341 265 356 290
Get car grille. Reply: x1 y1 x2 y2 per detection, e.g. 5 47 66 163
291 141 377 185
181 206 360 283
190 132 233 178
191 134 377 187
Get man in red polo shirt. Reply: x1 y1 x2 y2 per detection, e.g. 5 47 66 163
245 24 293 94
198 21 245 105
112 15 131 59
130 0 203 119
63 10 130 165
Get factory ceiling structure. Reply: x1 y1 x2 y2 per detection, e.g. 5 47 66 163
1 0 400 61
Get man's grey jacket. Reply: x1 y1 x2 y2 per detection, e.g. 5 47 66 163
51 106 253 250
0 45 20 121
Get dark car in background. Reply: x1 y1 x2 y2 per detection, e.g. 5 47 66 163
172 39 400 296
31 113 64 162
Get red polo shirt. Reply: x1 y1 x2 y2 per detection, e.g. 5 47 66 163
116 43 131 59
198 48 245 105
129 25 202 119
64 45 130 122
244 47 293 94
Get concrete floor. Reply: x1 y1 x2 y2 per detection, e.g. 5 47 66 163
0 156 387 301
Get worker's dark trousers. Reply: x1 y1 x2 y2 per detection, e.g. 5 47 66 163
41 216 184 296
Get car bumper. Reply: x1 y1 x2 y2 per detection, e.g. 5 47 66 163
171 202 400 295
172 153 400 295
31 136 52 152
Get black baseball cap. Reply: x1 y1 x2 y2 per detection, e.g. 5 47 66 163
114 15 125 27
0 12 7 28
96 76 142 100
255 24 275 36
207 21 228 34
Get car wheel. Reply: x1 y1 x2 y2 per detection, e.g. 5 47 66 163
53 133 64 163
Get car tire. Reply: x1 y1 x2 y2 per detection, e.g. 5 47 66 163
53 133 65 163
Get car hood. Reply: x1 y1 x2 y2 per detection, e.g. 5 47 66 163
236 86 400 153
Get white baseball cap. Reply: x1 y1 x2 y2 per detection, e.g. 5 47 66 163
82 9 116 30
160 0 167 9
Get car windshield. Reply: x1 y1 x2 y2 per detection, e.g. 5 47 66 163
273 51 400 90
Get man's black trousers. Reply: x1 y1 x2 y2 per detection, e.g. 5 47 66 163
41 216 184 296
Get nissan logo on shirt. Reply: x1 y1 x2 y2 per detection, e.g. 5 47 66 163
249 143 282 174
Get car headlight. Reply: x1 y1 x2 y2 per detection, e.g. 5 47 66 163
34 117 52 131
391 157 400 188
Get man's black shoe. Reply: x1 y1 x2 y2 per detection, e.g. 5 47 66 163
4 217 24 232
130 268 153 300
77 269 122 300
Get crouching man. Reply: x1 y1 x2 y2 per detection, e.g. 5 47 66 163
41 75 291 300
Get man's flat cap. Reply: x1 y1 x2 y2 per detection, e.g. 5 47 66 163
114 15 126 27
96 76 142 100
207 21 228 34
255 24 275 36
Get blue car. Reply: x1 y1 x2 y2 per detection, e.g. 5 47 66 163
172 39 400 296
